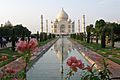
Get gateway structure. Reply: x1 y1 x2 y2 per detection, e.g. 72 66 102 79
51 8 74 35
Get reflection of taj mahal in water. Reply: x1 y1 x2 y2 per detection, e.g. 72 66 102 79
51 8 75 35
53 37 73 61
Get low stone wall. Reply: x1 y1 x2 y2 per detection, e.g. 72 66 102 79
80 51 100 69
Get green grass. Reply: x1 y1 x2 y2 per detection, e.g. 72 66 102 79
0 48 21 57
0 38 56 68
0 48 23 67
38 38 55 46
73 39 120 65
0 58 14 67
108 57 120 64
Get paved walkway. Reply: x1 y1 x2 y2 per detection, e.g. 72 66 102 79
71 39 120 78
0 39 57 79
0 42 11 49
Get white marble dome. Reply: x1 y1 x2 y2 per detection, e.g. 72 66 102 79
4 21 12 27
56 8 68 21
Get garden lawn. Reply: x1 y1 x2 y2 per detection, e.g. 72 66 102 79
0 48 23 67
74 39 120 65
38 38 54 46
0 38 55 68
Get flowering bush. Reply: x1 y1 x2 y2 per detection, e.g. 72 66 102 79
16 38 38 53
5 67 16 74
67 56 84 72
16 38 38 79
16 38 38 67
0 38 38 80
1 55 8 61
66 56 111 80
0 66 17 80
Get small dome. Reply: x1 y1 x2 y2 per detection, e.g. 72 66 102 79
68 19 71 23
4 21 12 27
56 8 68 21
55 19 58 22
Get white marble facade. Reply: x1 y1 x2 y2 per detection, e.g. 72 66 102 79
51 8 74 35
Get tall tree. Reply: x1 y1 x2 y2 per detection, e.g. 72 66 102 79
14 24 31 37
37 31 39 41
110 23 118 48
111 24 114 48
101 26 106 48
11 28 15 51
95 19 106 44
86 24 93 43
90 27 95 43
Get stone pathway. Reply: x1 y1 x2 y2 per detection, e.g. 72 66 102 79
71 39 120 78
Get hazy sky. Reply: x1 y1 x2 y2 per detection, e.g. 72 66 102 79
0 0 120 33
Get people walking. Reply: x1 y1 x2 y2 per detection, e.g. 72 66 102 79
0 37 3 48
2 37 7 48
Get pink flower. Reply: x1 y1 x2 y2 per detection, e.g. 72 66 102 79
70 63 77 68
16 41 28 53
69 56 77 63
77 60 84 69
28 38 38 50
5 68 16 74
1 55 8 61
16 38 38 53
83 65 93 72
67 59 72 66
67 56 85 72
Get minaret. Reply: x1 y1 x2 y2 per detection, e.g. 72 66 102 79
78 20 80 33
51 21 53 33
72 21 75 33
46 20 48 33
41 15 43 32
82 15 86 33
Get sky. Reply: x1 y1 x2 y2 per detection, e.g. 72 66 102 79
0 0 120 33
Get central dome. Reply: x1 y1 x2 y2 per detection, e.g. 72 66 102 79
56 8 68 21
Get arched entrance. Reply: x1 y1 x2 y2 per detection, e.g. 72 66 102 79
60 24 65 33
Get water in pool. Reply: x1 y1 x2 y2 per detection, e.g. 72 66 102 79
27 37 90 80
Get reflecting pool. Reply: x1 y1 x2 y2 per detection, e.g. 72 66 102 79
27 37 90 80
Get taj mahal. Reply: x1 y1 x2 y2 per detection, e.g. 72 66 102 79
40 8 86 35
51 8 74 35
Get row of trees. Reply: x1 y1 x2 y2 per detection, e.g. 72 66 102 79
71 33 84 41
71 19 120 48
0 23 56 42
0 24 31 38
32 32 56 42
0 24 56 51
0 24 31 51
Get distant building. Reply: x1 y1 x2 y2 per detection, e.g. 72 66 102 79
4 21 13 27
51 8 74 35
